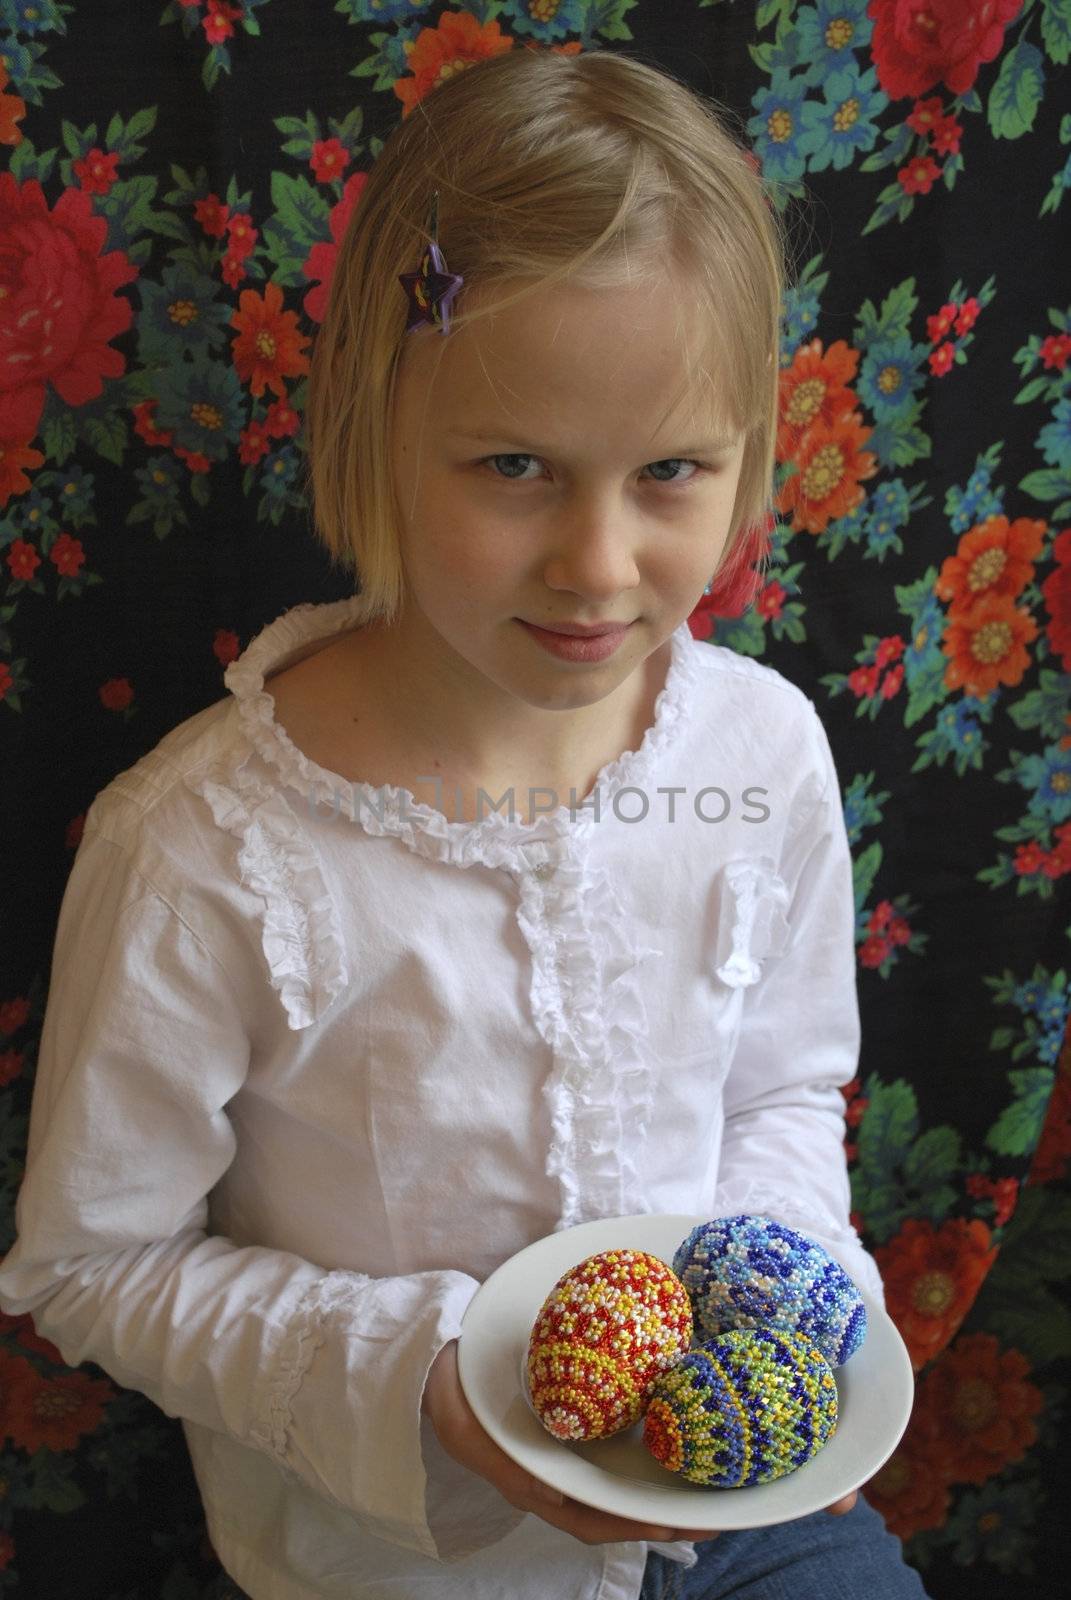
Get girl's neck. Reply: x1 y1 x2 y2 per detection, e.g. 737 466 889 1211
290 617 671 825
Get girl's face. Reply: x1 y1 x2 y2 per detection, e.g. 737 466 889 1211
387 271 747 717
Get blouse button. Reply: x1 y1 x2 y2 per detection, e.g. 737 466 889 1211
532 861 553 881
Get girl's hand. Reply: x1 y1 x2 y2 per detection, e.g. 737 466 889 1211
824 1491 858 1515
422 1340 719 1547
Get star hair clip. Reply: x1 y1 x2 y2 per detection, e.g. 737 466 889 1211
397 191 464 335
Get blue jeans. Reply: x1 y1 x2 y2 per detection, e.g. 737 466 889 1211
206 1497 930 1599
639 1498 931 1600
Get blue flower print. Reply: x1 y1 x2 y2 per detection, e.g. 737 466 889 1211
53 464 95 523
842 772 887 845
781 280 823 350
137 264 234 363
857 337 927 429
1 0 65 35
928 698 990 772
334 0 434 23
748 71 809 186
858 473 909 556
825 501 868 554
1036 397 1071 472
134 455 184 510
869 477 912 525
793 0 874 87
155 356 245 461
1016 746 1071 823
1012 978 1045 1012
13 487 57 538
797 62 887 172
261 444 300 500
946 1481 1037 1573
946 461 1004 535
864 478 911 560
902 593 946 687
0 34 33 87
502 0 589 43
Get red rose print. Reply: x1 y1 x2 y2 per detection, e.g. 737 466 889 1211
310 138 350 184
73 148 121 195
867 1 1024 100
194 192 230 237
50 532 86 576
302 170 368 324
1040 334 1071 371
5 539 40 581
0 175 137 445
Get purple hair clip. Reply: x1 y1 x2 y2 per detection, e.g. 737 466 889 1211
398 191 463 335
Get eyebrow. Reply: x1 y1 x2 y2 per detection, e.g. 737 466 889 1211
447 427 739 456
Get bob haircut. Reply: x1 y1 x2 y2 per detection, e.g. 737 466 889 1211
305 47 790 628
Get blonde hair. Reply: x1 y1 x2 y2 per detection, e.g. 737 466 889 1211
305 48 790 627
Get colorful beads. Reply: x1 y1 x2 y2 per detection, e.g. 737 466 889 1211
672 1215 867 1367
642 1328 838 1487
526 1249 693 1440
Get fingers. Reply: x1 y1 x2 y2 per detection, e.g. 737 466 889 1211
533 1495 710 1547
823 1491 858 1516
428 1341 726 1546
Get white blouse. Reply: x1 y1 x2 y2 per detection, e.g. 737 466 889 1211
0 595 884 1600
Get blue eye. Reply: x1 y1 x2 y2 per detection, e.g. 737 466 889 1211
483 455 702 484
487 454 540 480
645 459 699 484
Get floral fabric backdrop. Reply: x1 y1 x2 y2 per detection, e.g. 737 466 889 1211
1 1 1070 1596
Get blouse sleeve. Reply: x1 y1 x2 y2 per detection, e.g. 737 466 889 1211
711 709 885 1305
0 822 510 1563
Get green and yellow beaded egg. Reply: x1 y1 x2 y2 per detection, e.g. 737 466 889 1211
642 1327 838 1487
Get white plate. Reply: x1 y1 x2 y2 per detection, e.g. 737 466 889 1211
457 1214 915 1531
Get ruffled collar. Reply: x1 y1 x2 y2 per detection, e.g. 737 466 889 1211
223 595 704 866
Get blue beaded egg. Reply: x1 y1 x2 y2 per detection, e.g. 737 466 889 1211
672 1215 867 1367
643 1327 838 1487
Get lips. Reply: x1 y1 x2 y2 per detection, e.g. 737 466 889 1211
522 621 630 638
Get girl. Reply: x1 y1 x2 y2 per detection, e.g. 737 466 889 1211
0 48 929 1600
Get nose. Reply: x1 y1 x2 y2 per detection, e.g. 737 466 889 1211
540 491 641 601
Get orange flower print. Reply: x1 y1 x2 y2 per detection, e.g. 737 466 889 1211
941 591 1039 698
394 10 514 117
0 438 45 507
776 338 862 463
0 62 25 146
0 1346 115 1452
875 1217 998 1370
775 410 879 535
935 515 1046 612
864 1402 951 1540
915 1332 1043 1486
230 281 311 400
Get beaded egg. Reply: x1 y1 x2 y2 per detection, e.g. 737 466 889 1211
526 1248 693 1441
672 1215 867 1367
642 1327 838 1487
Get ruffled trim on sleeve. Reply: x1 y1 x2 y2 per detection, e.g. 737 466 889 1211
515 850 664 1229
250 1270 372 1465
713 855 793 989
184 746 349 1031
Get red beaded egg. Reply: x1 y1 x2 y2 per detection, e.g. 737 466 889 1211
526 1248 693 1441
